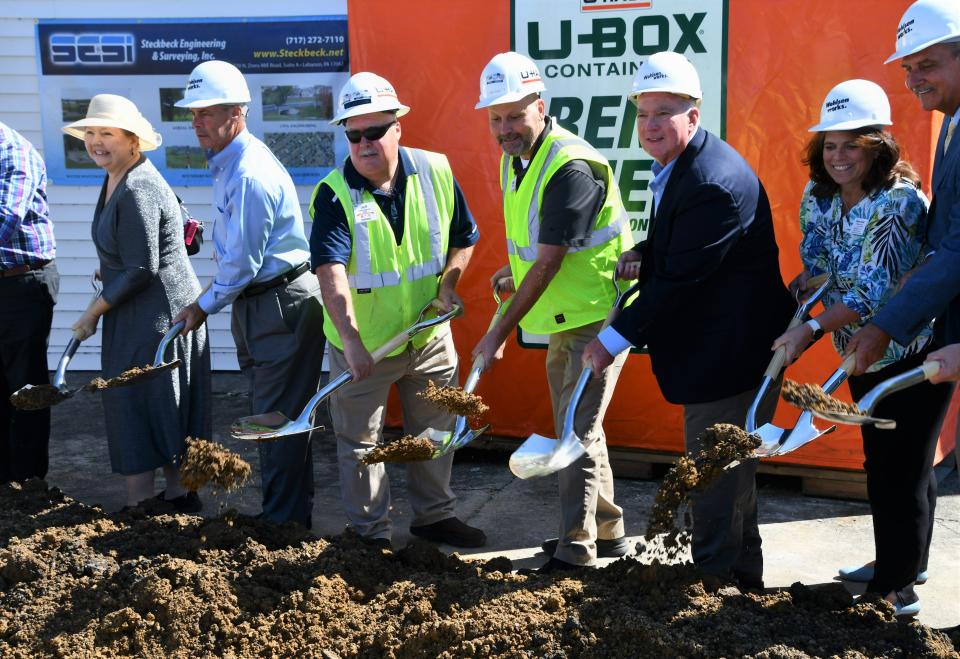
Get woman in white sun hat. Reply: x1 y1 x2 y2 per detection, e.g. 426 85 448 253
771 80 953 617
63 94 211 513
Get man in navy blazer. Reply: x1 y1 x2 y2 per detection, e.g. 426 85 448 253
847 0 960 374
583 52 793 588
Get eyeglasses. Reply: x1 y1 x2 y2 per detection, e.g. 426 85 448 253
345 120 397 144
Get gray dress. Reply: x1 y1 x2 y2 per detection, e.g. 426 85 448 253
92 156 211 475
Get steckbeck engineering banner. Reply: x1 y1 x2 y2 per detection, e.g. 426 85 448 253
513 0 727 243
36 16 350 186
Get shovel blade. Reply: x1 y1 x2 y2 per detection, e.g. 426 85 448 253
9 384 72 411
231 411 322 442
509 433 587 479
751 422 788 457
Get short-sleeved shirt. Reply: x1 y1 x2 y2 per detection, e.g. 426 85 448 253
799 178 933 371
512 116 607 247
310 148 479 267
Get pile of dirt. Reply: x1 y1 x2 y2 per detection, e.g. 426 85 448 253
178 438 252 493
782 379 862 415
0 480 954 658
640 424 761 562
420 380 489 418
361 435 435 465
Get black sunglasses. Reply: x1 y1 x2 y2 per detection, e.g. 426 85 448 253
345 120 397 144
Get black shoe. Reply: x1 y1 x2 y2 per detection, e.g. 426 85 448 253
541 536 629 558
359 536 392 551
409 517 486 548
733 570 765 591
519 557 589 575
155 490 203 514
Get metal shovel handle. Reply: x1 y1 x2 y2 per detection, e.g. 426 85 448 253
857 360 940 415
153 321 186 366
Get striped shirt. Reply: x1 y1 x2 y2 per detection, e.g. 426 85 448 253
0 121 55 267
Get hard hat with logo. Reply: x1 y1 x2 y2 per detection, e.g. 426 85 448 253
331 72 410 125
174 60 251 108
885 0 960 63
475 52 546 110
808 79 892 132
629 51 702 102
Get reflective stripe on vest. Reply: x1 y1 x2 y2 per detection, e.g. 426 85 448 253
344 147 445 288
502 134 629 261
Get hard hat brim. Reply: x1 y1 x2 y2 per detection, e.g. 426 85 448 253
885 32 960 63
808 118 892 132
628 88 702 103
475 87 545 110
330 104 410 126
173 95 252 109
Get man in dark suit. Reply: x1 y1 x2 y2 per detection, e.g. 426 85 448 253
846 0 960 374
583 52 794 588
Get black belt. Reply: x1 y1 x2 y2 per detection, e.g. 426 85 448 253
0 260 51 278
240 262 309 298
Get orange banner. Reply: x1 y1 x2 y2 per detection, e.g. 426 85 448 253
348 0 954 470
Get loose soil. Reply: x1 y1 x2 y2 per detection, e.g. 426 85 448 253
640 424 761 562
361 435 436 465
782 379 862 415
420 380 489 418
86 362 180 391
178 438 252 493
0 480 955 658
8 384 67 411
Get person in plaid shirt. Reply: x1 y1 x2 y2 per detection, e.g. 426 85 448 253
0 120 58 483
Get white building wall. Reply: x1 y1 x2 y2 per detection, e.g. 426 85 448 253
0 0 345 370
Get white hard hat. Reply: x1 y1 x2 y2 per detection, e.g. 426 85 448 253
629 51 702 102
475 52 546 110
174 60 251 108
886 0 960 63
808 79 892 132
331 72 410 125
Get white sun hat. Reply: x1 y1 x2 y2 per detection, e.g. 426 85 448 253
62 94 161 151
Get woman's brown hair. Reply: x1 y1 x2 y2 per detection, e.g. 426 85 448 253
802 127 921 199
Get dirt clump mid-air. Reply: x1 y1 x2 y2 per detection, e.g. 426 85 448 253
640 423 761 562
420 379 489 418
178 437 252 493
782 378 863 415
361 435 435 465
0 479 956 658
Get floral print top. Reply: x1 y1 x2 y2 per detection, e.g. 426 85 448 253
798 178 932 372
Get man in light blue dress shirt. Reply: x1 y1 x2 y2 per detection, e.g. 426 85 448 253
173 60 324 528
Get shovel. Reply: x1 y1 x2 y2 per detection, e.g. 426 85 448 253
231 299 463 442
86 321 185 390
751 354 857 459
802 360 942 430
428 277 514 458
509 275 639 479
745 273 831 432
9 275 103 411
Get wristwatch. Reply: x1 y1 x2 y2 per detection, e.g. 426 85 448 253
805 318 825 342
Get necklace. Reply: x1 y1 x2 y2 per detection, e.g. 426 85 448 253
840 191 866 216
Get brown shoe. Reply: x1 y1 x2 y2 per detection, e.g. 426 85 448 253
410 517 486 548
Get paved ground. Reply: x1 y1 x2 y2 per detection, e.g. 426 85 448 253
44 372 960 631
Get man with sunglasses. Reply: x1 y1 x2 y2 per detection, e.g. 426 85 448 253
472 52 634 574
309 72 484 550
172 60 325 529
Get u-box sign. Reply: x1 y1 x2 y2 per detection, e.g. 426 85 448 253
513 0 727 242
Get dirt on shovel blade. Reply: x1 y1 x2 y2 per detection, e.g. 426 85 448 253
639 423 761 563
86 363 172 391
782 378 863 415
419 379 489 417
8 385 64 411
177 437 252 493
361 434 435 464
0 479 956 658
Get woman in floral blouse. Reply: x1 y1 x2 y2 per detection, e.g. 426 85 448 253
772 80 954 617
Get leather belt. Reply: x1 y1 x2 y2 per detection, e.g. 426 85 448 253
239 262 309 298
0 260 51 278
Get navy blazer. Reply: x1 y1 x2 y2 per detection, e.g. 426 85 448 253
611 128 794 405
873 116 960 345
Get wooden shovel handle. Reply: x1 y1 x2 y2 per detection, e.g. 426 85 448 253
370 331 414 363
838 353 857 374
920 359 941 380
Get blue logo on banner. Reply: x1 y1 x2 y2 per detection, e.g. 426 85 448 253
50 33 135 66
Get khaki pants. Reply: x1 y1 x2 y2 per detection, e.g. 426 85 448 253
546 320 626 565
328 327 459 540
